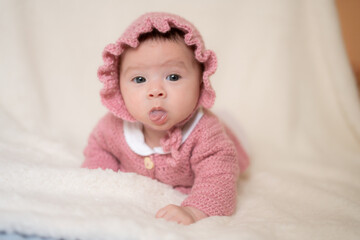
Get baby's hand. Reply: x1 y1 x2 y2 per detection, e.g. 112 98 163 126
155 204 208 225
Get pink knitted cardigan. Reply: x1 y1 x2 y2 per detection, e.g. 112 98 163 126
82 12 249 216
82 110 249 216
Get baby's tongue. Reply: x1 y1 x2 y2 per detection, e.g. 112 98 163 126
149 110 167 122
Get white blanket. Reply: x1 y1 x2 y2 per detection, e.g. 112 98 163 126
1 0 360 239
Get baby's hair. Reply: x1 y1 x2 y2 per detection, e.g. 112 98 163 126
138 28 185 43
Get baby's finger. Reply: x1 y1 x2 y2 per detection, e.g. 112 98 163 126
155 208 167 218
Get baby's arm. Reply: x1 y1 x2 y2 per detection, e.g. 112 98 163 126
181 149 239 216
82 114 120 171
155 144 239 225
180 118 241 218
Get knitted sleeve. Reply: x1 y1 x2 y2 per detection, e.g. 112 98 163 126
181 116 241 216
82 113 120 172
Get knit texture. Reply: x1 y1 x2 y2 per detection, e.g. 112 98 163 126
98 12 217 122
82 110 249 216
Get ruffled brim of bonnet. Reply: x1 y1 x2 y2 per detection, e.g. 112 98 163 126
98 12 217 122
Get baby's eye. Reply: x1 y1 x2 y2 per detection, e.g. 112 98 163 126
166 74 181 81
132 76 146 84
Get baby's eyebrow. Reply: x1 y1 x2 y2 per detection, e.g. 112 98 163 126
161 60 187 68
121 59 191 76
121 65 142 76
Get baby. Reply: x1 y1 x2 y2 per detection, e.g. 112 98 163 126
82 12 249 225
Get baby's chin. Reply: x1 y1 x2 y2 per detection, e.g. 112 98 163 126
142 121 175 132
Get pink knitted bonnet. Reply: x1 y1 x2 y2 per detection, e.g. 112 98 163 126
98 12 217 122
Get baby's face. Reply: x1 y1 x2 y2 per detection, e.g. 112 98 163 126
119 39 201 132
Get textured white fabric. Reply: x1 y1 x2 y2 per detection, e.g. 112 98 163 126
0 0 359 239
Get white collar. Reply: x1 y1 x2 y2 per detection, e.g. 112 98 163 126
123 109 204 156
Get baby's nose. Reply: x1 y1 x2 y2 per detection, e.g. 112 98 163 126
147 88 166 99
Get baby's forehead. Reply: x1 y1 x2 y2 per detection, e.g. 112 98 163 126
120 37 200 68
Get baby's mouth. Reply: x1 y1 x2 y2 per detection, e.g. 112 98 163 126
149 108 168 125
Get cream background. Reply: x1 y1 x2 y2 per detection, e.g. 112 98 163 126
1 0 360 157
1 0 360 239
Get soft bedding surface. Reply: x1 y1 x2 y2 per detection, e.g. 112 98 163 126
0 110 359 240
1 0 360 239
